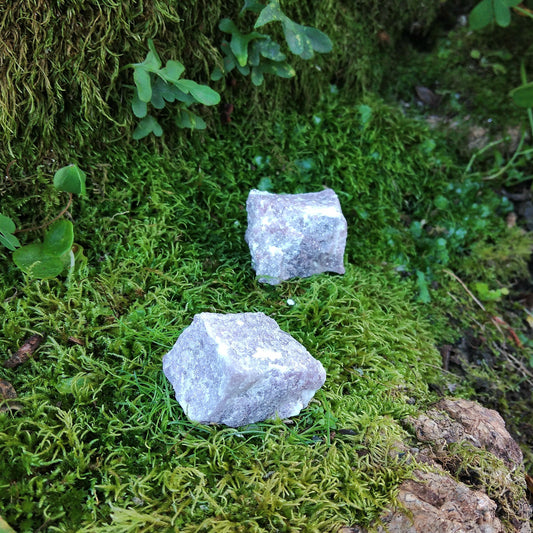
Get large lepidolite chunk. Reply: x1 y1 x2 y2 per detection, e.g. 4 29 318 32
245 188 347 285
163 312 326 427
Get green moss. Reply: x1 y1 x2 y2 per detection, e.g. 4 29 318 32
0 0 442 166
2 83 532 530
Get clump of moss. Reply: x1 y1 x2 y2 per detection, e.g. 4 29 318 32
0 0 442 169
2 81 532 531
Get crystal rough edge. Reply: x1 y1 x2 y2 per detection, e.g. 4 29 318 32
245 188 347 285
162 312 327 427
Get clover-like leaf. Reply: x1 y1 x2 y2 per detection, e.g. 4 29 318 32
176 109 207 129
257 38 286 61
233 32 265 66
53 164 86 196
283 19 314 59
494 0 512 26
134 68 153 103
249 41 262 67
223 52 237 73
132 115 163 140
302 27 332 54
42 220 74 256
254 0 286 28
236 63 251 76
150 77 168 109
251 66 265 86
141 40 162 71
260 60 296 78
469 0 520 29
219 18 240 34
510 82 533 108
158 60 185 84
13 244 67 278
211 66 224 81
132 88 148 118
218 19 265 67
469 0 494 29
175 80 220 105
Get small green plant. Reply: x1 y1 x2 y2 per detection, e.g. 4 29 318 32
127 40 221 139
474 281 509 302
468 0 522 30
211 0 332 86
0 164 86 279
469 1 533 177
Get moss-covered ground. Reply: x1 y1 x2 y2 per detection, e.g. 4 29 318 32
2 89 532 531
2 7 533 532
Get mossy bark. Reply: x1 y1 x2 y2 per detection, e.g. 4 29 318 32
0 0 441 165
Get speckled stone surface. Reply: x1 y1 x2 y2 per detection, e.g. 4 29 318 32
163 312 326 427
245 188 347 285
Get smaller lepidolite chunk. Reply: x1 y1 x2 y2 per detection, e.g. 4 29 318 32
163 312 326 427
245 188 347 285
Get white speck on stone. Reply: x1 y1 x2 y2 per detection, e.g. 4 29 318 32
287 298 295 306
245 188 347 285
163 312 326 427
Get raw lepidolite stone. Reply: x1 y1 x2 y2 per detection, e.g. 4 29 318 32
163 312 326 427
245 188 347 285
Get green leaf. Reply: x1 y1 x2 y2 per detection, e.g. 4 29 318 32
133 68 152 102
132 115 163 140
254 1 285 28
240 0 264 15
0 213 20 251
159 83 181 103
260 60 295 78
0 232 20 251
218 20 265 67
150 77 168 109
233 32 265 67
494 0 512 26
42 220 74 256
257 38 286 61
282 20 314 59
53 164 86 196
158 60 185 84
0 214 16 235
469 0 494 29
236 63 251 76
132 88 148 118
510 81 533 107
13 243 66 278
211 67 224 81
175 109 207 129
251 66 265 86
219 44 238 74
174 89 195 106
302 26 332 54
142 40 162 71
175 80 220 105
249 41 261 67
219 18 240 34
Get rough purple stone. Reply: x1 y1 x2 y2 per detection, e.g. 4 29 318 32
245 188 347 285
163 312 326 427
